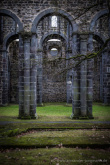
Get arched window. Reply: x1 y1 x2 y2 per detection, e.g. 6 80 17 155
51 16 57 27
50 48 58 56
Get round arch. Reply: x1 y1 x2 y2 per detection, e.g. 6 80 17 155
31 7 78 33
39 31 68 49
93 32 106 44
3 32 18 50
0 9 23 31
89 9 109 32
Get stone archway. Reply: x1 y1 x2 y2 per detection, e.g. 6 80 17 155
41 33 67 103
31 7 78 33
89 9 109 32
0 9 23 31
0 9 23 106
32 8 76 107
89 9 110 105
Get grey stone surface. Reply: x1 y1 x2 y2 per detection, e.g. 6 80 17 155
0 0 110 119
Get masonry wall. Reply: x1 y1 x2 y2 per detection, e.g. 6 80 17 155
8 41 19 103
7 40 104 103
0 0 108 33
0 0 109 105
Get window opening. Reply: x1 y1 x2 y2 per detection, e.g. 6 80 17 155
51 16 57 27
48 39 60 42
50 48 58 56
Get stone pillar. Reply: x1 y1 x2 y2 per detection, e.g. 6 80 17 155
18 34 24 117
102 14 110 105
23 37 30 117
71 34 80 118
0 16 8 106
100 51 103 101
0 49 8 106
30 34 37 117
66 49 72 104
80 34 88 117
71 33 93 119
103 49 110 105
72 68 80 118
87 34 94 118
18 32 37 119
37 49 43 106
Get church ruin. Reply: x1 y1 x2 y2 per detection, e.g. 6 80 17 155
0 0 110 119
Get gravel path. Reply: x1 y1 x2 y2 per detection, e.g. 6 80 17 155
0 120 110 125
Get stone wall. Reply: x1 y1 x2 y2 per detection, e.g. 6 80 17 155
8 41 19 103
0 0 110 112
0 0 108 32
6 40 104 103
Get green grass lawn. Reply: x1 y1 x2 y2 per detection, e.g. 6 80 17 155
0 102 110 121
0 103 110 165
0 148 109 165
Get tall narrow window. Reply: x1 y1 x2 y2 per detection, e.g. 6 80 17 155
51 16 57 27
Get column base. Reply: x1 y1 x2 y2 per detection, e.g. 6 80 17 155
18 115 38 120
66 103 72 106
88 116 94 119
70 113 94 119
37 103 43 107
0 103 8 107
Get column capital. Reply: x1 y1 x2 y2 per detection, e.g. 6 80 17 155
72 31 93 37
80 32 94 40
19 31 37 40
80 33 89 40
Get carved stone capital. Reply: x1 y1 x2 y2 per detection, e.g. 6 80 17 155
19 31 37 40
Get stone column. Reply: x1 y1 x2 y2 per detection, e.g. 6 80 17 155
30 33 37 118
18 32 37 119
66 49 72 104
23 36 31 117
18 34 24 117
0 16 8 106
0 49 8 106
87 34 94 118
66 22 72 104
100 52 103 101
101 14 110 105
37 49 43 106
71 34 80 118
103 48 110 105
80 34 88 117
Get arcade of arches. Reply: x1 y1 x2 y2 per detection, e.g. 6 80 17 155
0 0 110 119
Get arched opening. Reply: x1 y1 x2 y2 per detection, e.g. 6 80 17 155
42 34 67 102
51 16 57 27
3 33 19 104
89 9 109 104
93 35 104 102
0 9 23 106
35 9 75 105
50 48 58 56
8 38 19 103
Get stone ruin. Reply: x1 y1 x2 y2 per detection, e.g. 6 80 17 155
0 0 110 119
